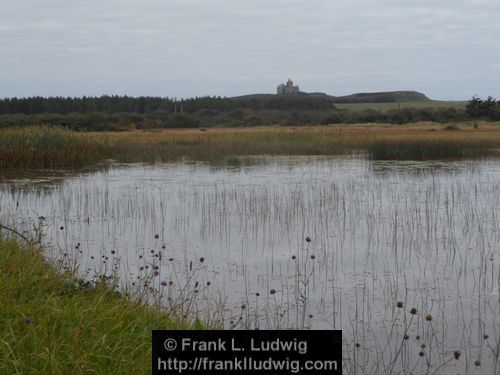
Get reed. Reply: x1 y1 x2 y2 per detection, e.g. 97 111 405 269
0 126 101 168
92 123 500 162
2 123 500 169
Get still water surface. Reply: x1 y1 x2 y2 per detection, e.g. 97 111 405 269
1 157 499 373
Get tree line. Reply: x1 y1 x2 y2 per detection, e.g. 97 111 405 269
0 95 497 130
465 96 500 120
0 95 335 115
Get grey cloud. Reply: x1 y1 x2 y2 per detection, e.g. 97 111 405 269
0 0 499 99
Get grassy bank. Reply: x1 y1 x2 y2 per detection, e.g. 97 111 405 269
1 123 500 168
0 237 189 374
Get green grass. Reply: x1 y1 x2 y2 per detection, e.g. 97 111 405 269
0 237 190 375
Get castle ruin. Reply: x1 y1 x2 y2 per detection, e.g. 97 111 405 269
277 79 300 95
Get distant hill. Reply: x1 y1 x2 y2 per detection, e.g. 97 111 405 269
233 90 431 105
332 91 431 104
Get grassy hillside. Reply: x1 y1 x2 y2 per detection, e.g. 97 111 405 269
332 90 430 103
233 90 432 104
0 237 191 375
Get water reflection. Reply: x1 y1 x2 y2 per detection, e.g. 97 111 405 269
1 156 499 374
369 159 483 176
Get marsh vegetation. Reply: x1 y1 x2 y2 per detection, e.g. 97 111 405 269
2 123 500 168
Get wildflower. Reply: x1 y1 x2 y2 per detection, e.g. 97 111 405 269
154 271 159 277
153 265 159 270
24 317 33 324
161 281 167 287
111 250 115 255
355 343 360 348
270 289 276 295
410 307 417 315
419 351 425 357
305 236 311 243
310 255 315 260
475 360 481 367
199 257 205 263
453 351 461 360
291 255 296 260
425 314 432 321
154 234 159 239
397 301 403 308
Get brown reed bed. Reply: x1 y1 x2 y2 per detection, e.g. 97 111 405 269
83 122 500 162
0 126 102 168
2 122 500 169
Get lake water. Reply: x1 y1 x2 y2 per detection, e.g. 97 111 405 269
2 156 499 374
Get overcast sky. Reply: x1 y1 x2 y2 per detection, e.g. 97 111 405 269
1 0 499 100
